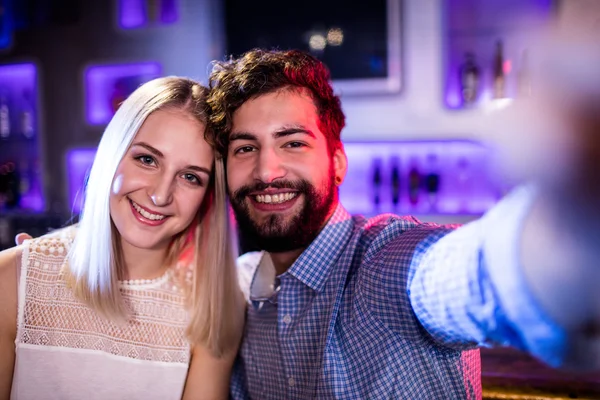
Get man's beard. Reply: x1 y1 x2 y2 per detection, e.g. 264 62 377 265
230 176 336 253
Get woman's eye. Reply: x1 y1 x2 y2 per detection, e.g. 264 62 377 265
136 155 156 166
183 173 202 185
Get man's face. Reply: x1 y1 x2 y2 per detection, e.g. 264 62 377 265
226 88 347 253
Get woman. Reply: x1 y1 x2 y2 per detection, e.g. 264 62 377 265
0 77 245 399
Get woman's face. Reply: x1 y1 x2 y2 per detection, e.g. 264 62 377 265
109 108 214 252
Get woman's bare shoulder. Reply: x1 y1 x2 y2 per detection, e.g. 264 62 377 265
0 245 22 282
0 246 21 336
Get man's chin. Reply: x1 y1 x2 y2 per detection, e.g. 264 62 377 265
247 207 300 226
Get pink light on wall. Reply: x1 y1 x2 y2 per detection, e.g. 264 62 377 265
84 61 161 125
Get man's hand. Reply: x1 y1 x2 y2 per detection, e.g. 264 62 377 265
15 233 32 246
483 28 600 369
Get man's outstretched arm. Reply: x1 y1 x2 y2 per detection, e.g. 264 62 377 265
409 34 600 370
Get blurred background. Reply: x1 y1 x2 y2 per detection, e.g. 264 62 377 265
0 0 599 397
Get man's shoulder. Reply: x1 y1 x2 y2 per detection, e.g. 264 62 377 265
353 213 423 251
352 213 458 271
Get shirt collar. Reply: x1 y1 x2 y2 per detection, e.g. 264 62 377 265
250 203 354 298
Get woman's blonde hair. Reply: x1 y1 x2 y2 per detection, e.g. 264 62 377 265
68 76 243 356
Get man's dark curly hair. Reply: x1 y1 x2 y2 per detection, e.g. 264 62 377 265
206 49 346 157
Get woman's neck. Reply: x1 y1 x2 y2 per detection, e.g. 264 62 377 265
119 239 170 281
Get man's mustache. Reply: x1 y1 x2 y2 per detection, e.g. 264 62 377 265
232 180 310 201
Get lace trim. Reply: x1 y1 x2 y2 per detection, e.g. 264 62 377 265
118 268 174 290
17 230 191 364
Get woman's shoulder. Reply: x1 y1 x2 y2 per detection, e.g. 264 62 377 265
23 225 77 252
0 244 21 282
0 245 21 335
18 226 77 277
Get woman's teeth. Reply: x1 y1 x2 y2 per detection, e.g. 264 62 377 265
255 192 297 204
131 200 166 220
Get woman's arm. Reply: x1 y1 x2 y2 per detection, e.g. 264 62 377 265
181 342 241 400
0 246 20 399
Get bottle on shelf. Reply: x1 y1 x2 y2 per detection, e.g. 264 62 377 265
146 0 160 23
424 154 440 210
390 156 401 210
459 52 480 106
371 157 383 210
407 159 421 207
19 160 30 199
492 40 506 99
0 89 11 139
20 89 35 138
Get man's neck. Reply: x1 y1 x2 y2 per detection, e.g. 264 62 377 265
268 200 340 275
270 248 305 276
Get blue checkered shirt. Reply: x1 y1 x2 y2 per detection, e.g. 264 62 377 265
231 186 566 399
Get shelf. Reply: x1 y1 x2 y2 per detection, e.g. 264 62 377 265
339 140 504 217
443 0 555 110
0 62 44 212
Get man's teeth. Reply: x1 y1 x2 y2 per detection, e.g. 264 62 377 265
255 192 297 204
131 201 166 220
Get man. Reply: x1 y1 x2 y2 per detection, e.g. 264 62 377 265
204 46 600 399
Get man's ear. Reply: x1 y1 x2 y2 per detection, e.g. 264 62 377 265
332 145 348 186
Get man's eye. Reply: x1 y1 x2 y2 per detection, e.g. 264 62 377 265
286 142 306 148
235 146 255 154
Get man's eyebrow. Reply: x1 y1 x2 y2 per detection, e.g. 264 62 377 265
273 126 316 139
229 132 258 142
229 126 316 142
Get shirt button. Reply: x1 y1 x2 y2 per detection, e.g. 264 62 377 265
288 377 296 387
283 314 292 324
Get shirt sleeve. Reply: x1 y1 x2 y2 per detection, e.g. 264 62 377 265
408 185 568 367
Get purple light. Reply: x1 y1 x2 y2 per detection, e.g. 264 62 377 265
118 0 180 29
66 148 97 214
0 63 36 92
160 0 179 24
118 0 146 29
339 140 502 216
84 62 162 125
0 63 44 212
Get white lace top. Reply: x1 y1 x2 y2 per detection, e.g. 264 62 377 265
11 228 191 400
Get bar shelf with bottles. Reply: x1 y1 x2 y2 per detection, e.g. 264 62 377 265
443 0 555 110
340 140 504 224
0 62 44 214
